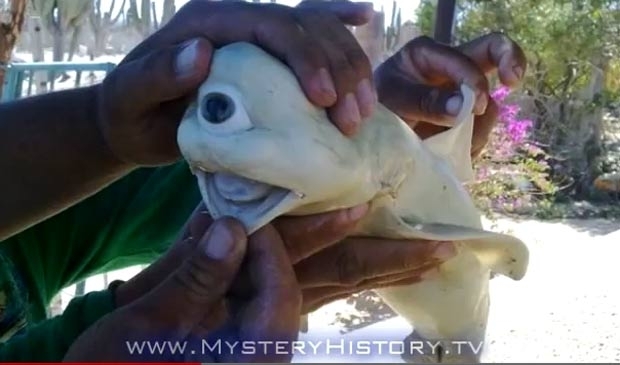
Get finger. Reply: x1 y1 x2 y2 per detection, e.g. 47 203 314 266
227 203 369 296
151 202 212 269
296 1 375 25
134 1 375 135
106 37 213 112
471 97 499 159
233 224 301 363
167 202 212 258
136 217 247 334
113 202 212 307
193 300 229 338
101 38 213 160
139 3 342 117
273 203 369 263
413 122 448 141
295 7 376 132
306 262 439 299
382 36 489 115
302 263 440 311
295 238 455 287
302 274 430 314
457 32 527 87
186 203 214 238
413 94 499 152
376 70 463 127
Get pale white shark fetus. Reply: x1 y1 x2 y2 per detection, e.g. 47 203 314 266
177 42 529 363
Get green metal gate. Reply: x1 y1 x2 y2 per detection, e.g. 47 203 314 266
1 61 116 102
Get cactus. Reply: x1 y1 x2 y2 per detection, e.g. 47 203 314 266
127 0 154 38
351 0 415 67
385 0 402 54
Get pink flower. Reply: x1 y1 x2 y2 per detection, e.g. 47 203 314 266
491 86 511 103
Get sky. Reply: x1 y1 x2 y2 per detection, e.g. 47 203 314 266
101 0 420 26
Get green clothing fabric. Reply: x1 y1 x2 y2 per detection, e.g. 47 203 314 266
0 161 200 361
0 290 115 361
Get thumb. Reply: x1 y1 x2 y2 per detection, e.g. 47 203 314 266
138 217 247 335
375 63 462 127
113 203 213 308
107 37 213 110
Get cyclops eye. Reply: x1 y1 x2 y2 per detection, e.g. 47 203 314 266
201 92 235 124
196 85 253 134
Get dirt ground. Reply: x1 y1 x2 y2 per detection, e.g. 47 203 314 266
297 217 620 363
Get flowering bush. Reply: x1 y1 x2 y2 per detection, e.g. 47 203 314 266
468 86 557 215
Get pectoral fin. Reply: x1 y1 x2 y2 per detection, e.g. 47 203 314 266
399 221 529 280
358 207 529 280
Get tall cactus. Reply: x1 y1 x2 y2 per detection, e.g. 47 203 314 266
352 9 385 69
127 0 152 39
89 0 127 59
385 0 402 54
31 0 92 63
161 0 175 27
352 1 422 67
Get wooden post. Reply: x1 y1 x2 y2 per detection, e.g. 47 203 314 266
0 0 27 96
433 0 456 45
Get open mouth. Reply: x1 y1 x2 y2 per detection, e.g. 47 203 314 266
194 169 304 233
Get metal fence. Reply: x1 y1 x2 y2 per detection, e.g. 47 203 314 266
1 61 116 102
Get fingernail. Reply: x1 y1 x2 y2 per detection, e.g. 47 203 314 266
432 241 457 260
347 203 369 221
513 65 524 80
316 68 337 100
356 79 376 118
175 39 200 78
204 221 235 260
445 94 463 116
343 93 362 127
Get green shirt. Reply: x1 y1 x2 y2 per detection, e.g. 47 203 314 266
0 162 200 361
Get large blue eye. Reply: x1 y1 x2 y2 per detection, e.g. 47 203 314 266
201 92 235 124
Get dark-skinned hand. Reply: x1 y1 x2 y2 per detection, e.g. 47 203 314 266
64 204 455 362
96 0 377 167
114 203 455 318
374 32 527 158
63 216 301 362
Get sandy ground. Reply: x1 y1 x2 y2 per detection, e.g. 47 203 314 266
56 216 620 363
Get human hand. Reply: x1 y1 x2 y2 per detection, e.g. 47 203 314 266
113 203 455 319
96 0 377 166
63 217 302 362
247 208 456 314
374 32 527 158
